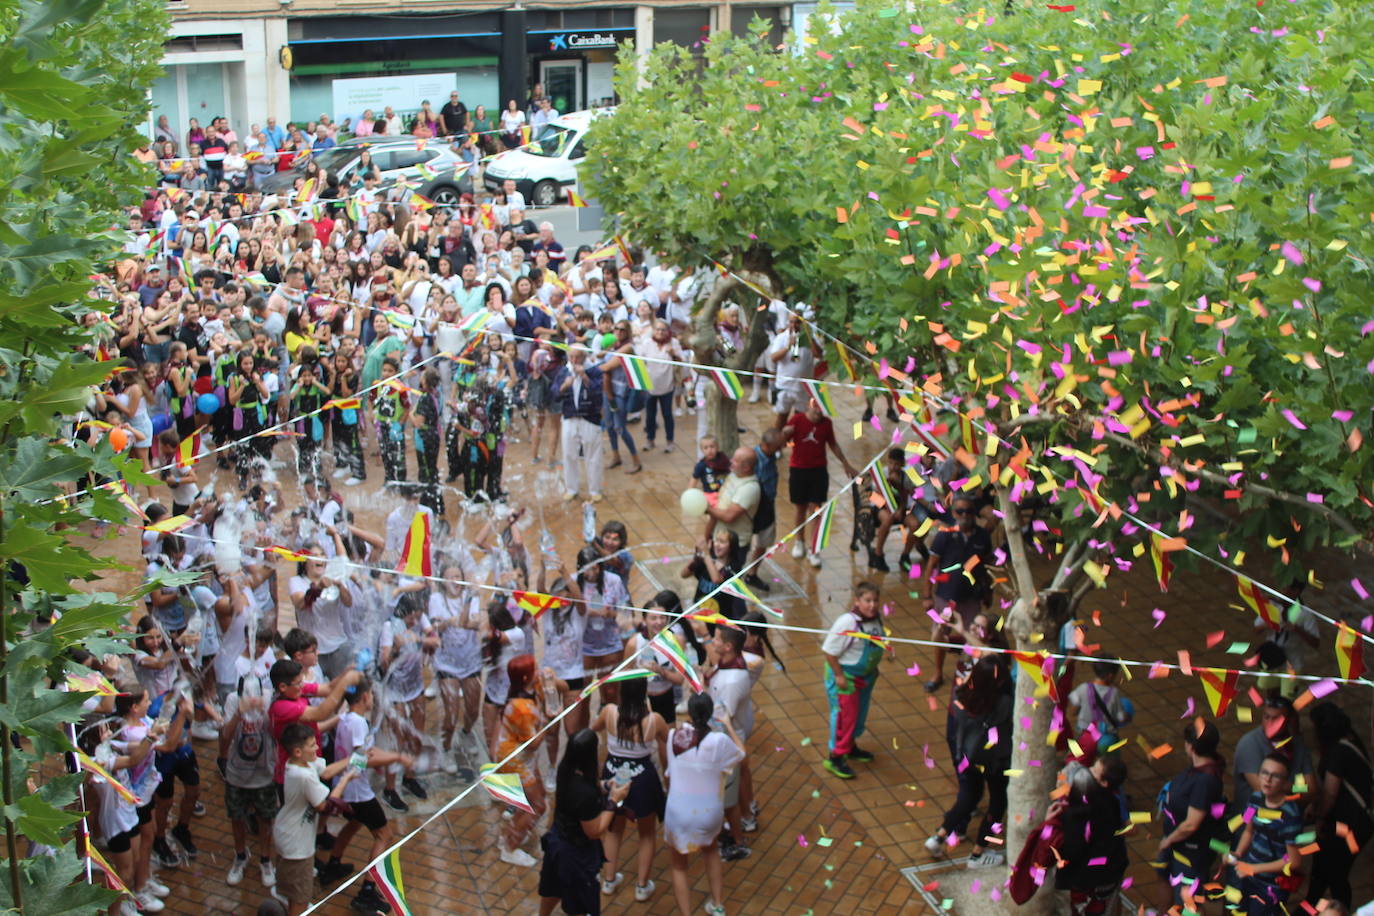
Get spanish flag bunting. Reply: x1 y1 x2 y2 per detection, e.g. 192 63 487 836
266 544 314 563
408 192 435 212
520 124 532 146
960 414 981 455
567 189 589 208
835 341 858 382
613 234 634 267
325 397 361 412
76 752 140 805
802 379 836 418
176 427 203 468
65 670 119 696
705 366 744 400
840 628 891 651
479 203 495 229
584 242 620 261
1008 649 1058 701
1150 533 1174 593
1080 478 1108 519
580 668 655 698
619 353 653 392
367 848 416 916
1198 668 1239 717
650 629 704 692
88 845 132 897
396 511 432 578
479 764 535 815
382 378 423 397
1335 623 1366 682
145 514 195 534
809 499 835 554
296 177 316 203
1235 574 1282 631
512 590 570 619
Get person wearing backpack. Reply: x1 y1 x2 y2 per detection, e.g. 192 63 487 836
1053 754 1130 915
924 654 1013 867
1154 719 1228 912
1065 658 1134 758
1305 702 1374 909
218 667 279 889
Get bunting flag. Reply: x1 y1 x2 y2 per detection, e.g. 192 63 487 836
1236 574 1282 631
1008 649 1058 701
1080 479 1108 518
720 576 783 618
65 670 119 697
88 845 132 897
479 764 535 815
909 414 953 460
479 203 495 229
384 310 416 330
584 242 620 261
367 848 415 916
145 514 195 535
613 234 634 267
835 342 858 382
382 378 424 397
240 271 270 290
868 465 899 511
396 511 432 578
76 752 140 805
1335 623 1366 682
101 480 147 520
346 196 365 224
704 366 744 400
1150 533 1174 593
143 230 165 260
840 629 892 651
458 310 493 335
566 189 589 208
959 414 981 455
650 630 704 692
619 353 652 392
687 600 741 630
512 590 570 619
266 544 314 563
520 124 532 147
296 177 316 203
324 397 361 412
416 161 439 181
580 668 655 698
810 499 835 555
1198 668 1239 717
803 379 836 418
407 192 435 212
176 426 203 468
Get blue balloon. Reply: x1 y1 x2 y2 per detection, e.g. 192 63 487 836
355 648 374 672
196 393 220 414
151 413 172 435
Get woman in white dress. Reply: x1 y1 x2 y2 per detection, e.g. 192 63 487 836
663 693 746 916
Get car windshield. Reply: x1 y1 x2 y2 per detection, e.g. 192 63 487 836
528 125 576 158
304 147 357 172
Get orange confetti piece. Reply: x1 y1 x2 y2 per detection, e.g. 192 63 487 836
1178 649 1192 676
1150 743 1174 759
1330 156 1353 169
835 207 848 224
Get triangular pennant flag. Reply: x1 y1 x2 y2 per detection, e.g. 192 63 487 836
88 845 132 897
396 511 432 578
651 629 704 692
145 514 195 534
840 628 891 651
802 379 836 418
809 499 835 555
1008 650 1058 701
581 668 655 698
266 544 314 563
512 590 570 619
959 414 981 455
1150 533 1174 593
868 464 899 511
76 752 140 805
719 576 782 619
367 849 415 916
566 189 588 208
705 366 744 401
1335 623 1366 682
835 342 858 382
1198 668 1239 717
66 670 119 697
479 763 535 814
1236 574 1282 631
176 426 204 468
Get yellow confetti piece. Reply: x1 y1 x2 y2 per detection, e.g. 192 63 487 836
1077 78 1102 95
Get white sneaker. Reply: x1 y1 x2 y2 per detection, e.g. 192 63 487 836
226 855 248 886
120 900 140 916
967 850 1006 869
260 859 276 887
704 900 727 916
790 541 806 560
136 891 165 912
441 756 458 775
673 407 683 417
924 834 945 855
748 392 761 404
634 879 656 902
600 871 623 896
807 552 823 568
344 477 362 486
270 887 289 906
332 468 348 480
144 877 170 898
425 682 438 698
499 847 537 868
190 720 219 741
741 814 758 833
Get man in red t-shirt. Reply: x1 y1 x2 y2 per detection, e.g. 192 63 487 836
268 659 360 785
782 399 857 568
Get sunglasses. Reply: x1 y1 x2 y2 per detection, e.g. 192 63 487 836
953 508 973 516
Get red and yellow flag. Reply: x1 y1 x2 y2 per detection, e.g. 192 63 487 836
1149 533 1174 593
1198 668 1239 717
396 511 432 578
266 544 313 563
512 590 570 619
88 845 132 897
145 514 195 534
76 752 140 805
176 426 204 468
566 190 588 208
1236 574 1282 631
1335 623 1366 682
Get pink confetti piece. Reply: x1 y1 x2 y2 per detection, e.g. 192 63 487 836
1361 320 1374 337
1281 409 1307 430
1180 697 1195 718
1281 241 1304 265
1333 409 1354 422
1310 678 1338 697
1152 608 1167 628
1352 578 1368 600
797 834 809 848
906 663 922 677
987 187 1011 210
1302 277 1322 293
1307 493 1325 504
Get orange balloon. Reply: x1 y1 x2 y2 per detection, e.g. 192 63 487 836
109 427 129 453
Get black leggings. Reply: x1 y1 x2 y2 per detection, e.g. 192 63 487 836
380 434 407 483
1305 820 1373 906
940 760 1009 844
332 418 365 480
416 432 443 513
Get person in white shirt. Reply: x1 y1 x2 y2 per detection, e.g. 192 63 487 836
382 106 403 138
705 627 756 862
501 179 527 213
766 306 818 425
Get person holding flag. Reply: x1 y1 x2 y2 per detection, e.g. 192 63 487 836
781 396 857 570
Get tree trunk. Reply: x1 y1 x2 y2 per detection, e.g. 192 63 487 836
690 266 776 454
997 487 1092 916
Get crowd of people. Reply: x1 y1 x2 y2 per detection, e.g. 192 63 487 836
50 105 1373 916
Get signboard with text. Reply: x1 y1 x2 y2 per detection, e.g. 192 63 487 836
330 72 457 126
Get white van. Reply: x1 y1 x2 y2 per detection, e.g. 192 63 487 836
483 108 610 208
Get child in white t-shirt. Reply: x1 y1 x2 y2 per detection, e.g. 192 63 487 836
273 723 357 914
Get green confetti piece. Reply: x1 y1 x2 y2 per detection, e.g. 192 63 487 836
1225 641 1251 654
811 789 821 798
824 879 834 889
878 7 898 16
818 837 834 847
1237 427 1257 444
801 737 813 746
941 899 954 910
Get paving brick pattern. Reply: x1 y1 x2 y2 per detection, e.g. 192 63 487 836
92 393 1372 914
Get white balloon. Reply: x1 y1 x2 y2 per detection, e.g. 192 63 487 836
679 488 709 517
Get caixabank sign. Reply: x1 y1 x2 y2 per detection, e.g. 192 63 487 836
547 31 621 51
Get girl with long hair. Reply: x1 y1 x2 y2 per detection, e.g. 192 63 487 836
495 654 548 867
576 545 629 704
591 676 668 901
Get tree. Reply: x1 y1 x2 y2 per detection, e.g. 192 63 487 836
593 0 1373 908
0 0 168 911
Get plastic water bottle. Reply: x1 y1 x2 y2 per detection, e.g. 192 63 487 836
582 502 596 544
540 528 557 558
541 667 561 716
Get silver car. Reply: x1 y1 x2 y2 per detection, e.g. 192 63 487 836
257 138 474 206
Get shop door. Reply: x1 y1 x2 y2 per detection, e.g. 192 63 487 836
539 59 582 114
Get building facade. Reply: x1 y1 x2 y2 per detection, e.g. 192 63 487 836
152 1 790 140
